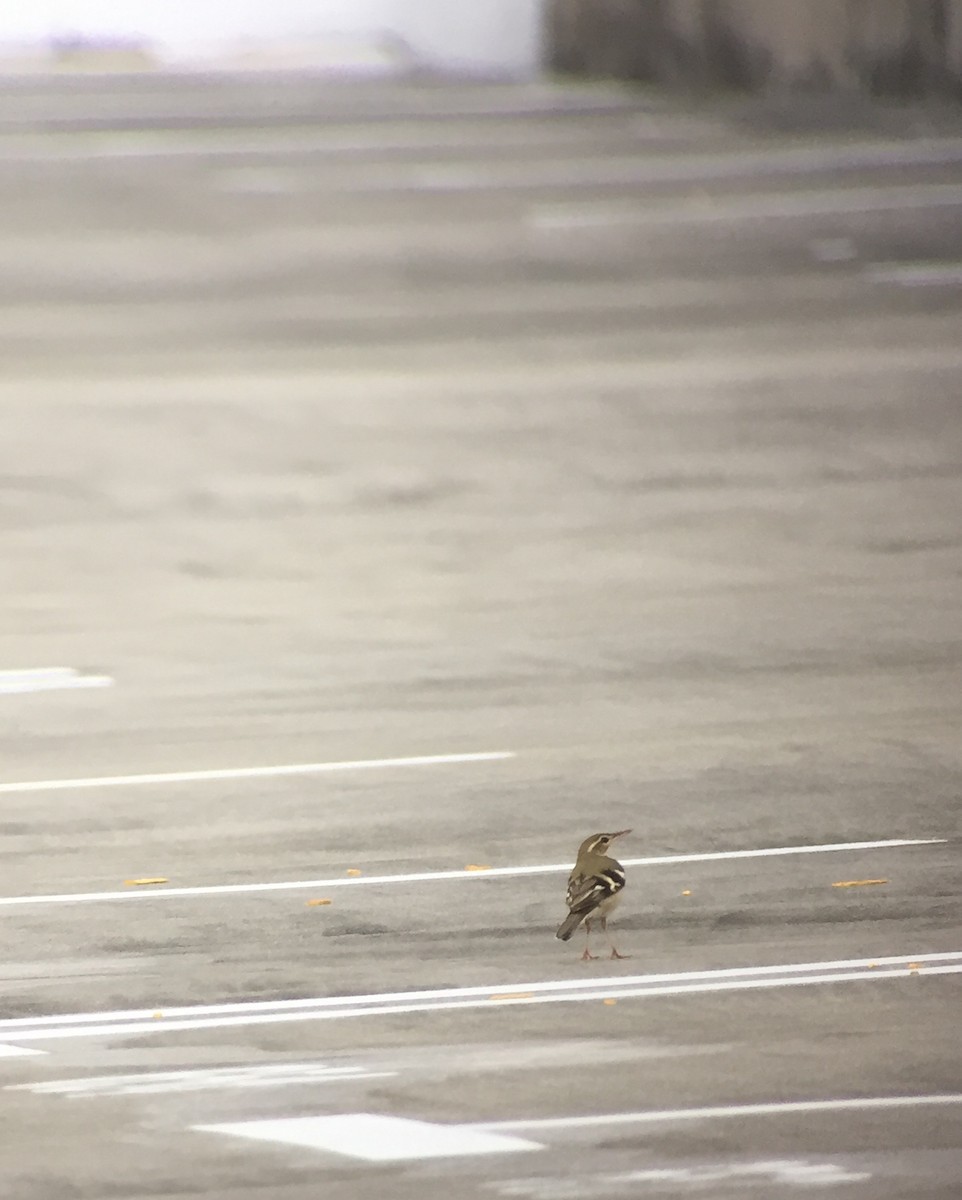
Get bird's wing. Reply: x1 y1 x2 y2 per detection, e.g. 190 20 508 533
565 864 626 917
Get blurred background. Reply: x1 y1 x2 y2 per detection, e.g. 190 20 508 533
2 0 960 742
1 1 961 84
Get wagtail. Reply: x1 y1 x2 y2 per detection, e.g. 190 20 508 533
556 830 630 960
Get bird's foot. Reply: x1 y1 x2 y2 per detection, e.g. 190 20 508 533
609 949 630 959
581 949 599 961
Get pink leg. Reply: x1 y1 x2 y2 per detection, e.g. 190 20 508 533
602 916 630 959
581 918 598 960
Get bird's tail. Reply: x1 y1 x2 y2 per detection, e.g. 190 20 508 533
555 911 583 941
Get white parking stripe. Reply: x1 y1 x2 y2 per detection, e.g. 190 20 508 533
0 837 944 908
0 750 514 795
865 261 962 286
3 952 958 1043
483 1093 962 1133
196 1113 542 1160
194 1094 962 1162
0 123 659 167
530 182 962 230
11 1063 396 1097
6 132 962 176
0 668 113 695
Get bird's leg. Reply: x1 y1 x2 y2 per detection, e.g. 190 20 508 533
581 918 598 961
601 916 629 959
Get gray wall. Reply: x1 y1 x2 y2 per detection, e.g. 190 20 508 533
546 0 962 97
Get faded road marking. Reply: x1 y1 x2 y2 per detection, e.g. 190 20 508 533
0 838 943 908
194 1095 962 1163
484 1093 962 1133
0 1044 46 1058
2 951 959 1044
491 1160 872 1195
530 182 962 230
195 1113 542 1161
9 1062 394 1097
866 261 962 287
0 668 112 695
0 750 515 795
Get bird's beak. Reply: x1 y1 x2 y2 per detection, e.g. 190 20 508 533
610 829 631 839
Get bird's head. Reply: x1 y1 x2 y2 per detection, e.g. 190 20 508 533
578 829 631 858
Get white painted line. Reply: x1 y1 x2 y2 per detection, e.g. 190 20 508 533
865 261 962 287
0 668 112 695
529 182 962 230
195 1113 543 1161
10 1063 395 1097
8 964 959 1041
597 1162 871 1186
3 952 959 1042
0 837 943 908
194 1096 962 1161
6 132 962 176
392 144 962 194
0 750 514 796
8 949 958 1027
0 1044 46 1058
809 236 856 263
482 1093 962 1133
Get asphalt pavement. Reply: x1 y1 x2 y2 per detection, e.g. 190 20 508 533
0 72 961 1199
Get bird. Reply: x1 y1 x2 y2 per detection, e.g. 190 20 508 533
556 829 631 960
